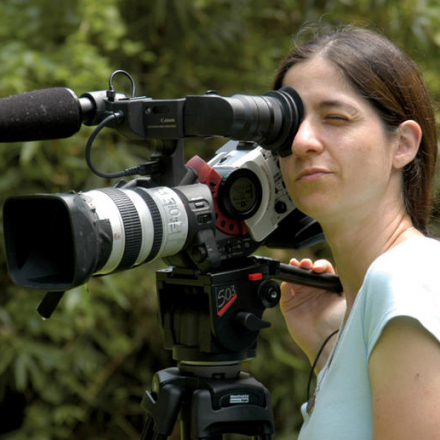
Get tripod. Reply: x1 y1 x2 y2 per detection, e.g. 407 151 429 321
141 363 274 439
140 257 341 439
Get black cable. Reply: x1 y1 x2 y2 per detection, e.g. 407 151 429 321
85 70 153 180
85 110 159 179
306 329 340 401
85 111 128 179
109 70 136 98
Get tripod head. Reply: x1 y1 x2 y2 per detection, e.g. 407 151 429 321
143 255 340 439
157 255 341 365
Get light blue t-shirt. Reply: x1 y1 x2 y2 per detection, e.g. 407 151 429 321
298 236 440 440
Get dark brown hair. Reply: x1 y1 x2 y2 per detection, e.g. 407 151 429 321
273 26 438 233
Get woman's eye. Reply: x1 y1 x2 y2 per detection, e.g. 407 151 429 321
325 114 349 121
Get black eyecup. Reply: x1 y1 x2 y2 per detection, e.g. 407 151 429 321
263 86 304 157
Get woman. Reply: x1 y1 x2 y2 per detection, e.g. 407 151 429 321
275 27 440 439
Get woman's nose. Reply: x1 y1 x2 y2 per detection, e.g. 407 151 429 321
290 119 324 156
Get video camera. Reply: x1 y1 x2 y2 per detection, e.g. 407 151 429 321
2 70 342 354
2 70 342 438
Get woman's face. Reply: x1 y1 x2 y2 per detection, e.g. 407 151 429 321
279 56 401 225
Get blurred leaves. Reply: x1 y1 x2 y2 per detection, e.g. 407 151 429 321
0 0 439 439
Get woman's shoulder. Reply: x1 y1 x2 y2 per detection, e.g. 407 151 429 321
361 236 440 354
368 235 440 281
363 235 440 296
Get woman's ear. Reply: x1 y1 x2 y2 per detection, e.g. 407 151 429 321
393 120 422 169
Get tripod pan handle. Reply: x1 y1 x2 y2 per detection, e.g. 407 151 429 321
276 262 343 293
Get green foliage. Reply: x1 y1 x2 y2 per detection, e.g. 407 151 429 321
0 0 439 439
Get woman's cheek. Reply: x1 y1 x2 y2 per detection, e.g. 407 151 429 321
279 158 296 196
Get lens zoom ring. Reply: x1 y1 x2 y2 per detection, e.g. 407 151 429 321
98 188 142 270
131 188 163 262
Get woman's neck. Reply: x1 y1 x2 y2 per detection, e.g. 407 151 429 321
322 206 422 317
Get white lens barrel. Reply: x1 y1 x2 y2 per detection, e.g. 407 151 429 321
135 186 189 262
82 186 188 276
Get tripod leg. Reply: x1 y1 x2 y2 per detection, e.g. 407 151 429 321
180 418 222 440
141 384 184 439
141 416 167 440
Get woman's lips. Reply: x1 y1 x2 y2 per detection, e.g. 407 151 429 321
296 167 331 182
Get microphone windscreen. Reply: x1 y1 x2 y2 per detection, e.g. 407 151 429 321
0 88 82 142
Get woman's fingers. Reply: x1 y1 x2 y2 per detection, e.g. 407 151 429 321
289 258 335 274
312 259 336 274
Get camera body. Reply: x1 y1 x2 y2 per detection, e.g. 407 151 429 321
197 140 294 242
4 140 315 293
2 75 318 294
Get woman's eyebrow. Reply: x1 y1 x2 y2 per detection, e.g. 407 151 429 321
319 100 361 115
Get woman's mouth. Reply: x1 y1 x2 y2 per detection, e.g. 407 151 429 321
296 167 331 182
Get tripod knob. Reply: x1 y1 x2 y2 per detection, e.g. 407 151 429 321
236 311 271 331
258 279 281 308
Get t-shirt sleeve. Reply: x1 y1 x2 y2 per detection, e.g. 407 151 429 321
362 239 440 359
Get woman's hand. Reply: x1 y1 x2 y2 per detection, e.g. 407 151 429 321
280 258 346 373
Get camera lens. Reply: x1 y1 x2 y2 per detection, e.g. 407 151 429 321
4 183 216 291
3 186 190 290
82 186 189 275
